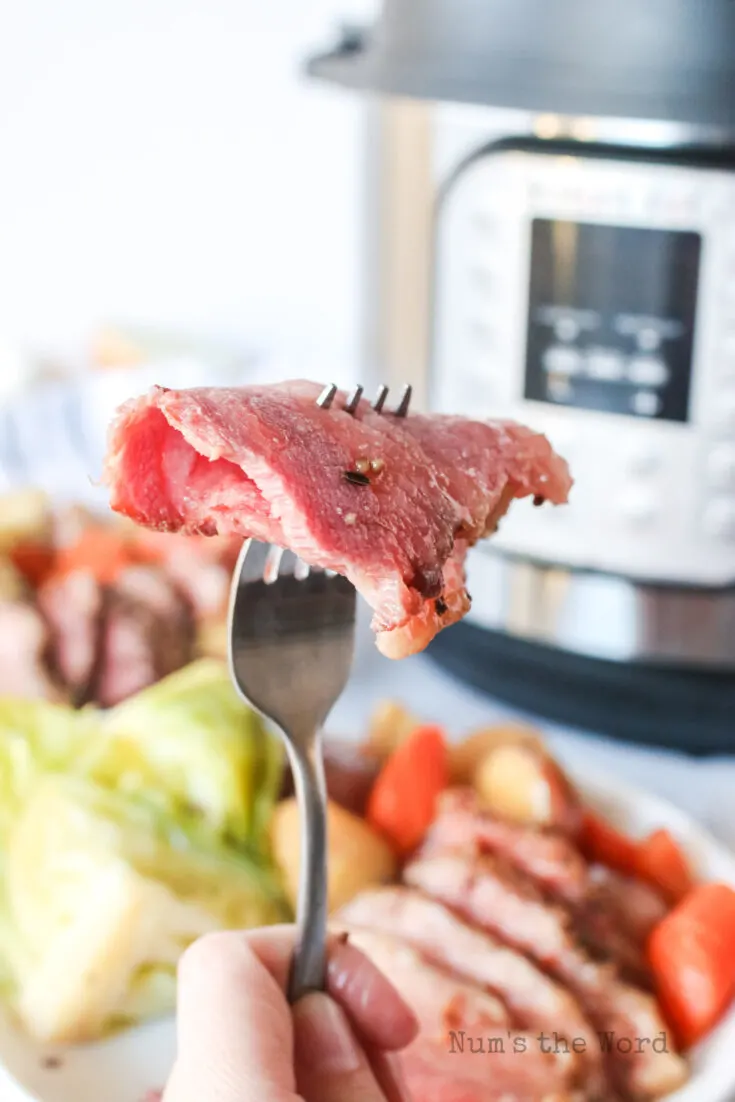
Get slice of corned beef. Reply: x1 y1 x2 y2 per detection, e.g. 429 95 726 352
344 929 582 1101
421 788 590 904
104 381 571 658
404 853 687 1100
337 887 602 1081
421 790 654 989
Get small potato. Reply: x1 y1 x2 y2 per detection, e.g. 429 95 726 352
449 723 544 786
0 489 51 553
365 700 420 760
271 798 397 913
196 617 228 660
473 742 582 833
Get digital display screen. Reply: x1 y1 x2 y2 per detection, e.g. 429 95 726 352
524 220 701 422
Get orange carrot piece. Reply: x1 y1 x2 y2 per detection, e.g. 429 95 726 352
648 882 735 1048
55 527 133 585
579 809 640 876
637 829 694 904
366 725 448 856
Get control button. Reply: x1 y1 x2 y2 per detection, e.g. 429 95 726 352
631 391 662 417
554 316 580 342
586 349 625 381
637 327 661 353
543 346 582 375
546 376 574 402
703 499 735 541
628 356 669 387
618 488 658 526
707 445 735 490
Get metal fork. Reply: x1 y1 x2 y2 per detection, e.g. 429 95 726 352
226 382 411 1002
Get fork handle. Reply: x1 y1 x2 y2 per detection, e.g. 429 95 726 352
287 736 329 1004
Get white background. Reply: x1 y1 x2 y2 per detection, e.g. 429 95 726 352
0 0 377 373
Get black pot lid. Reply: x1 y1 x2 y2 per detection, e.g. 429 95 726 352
306 0 735 129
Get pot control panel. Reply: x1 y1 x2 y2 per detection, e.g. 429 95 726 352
432 146 735 586
524 219 700 424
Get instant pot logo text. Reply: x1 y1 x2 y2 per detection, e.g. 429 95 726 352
448 1030 672 1055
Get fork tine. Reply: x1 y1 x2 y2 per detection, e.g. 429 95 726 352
372 384 389 413
293 557 311 581
264 544 284 583
280 549 300 576
316 383 337 409
233 538 272 585
317 381 410 416
343 385 363 415
394 383 412 417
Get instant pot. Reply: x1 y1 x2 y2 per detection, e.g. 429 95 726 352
308 0 735 751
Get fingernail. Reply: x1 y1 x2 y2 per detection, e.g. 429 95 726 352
293 992 362 1076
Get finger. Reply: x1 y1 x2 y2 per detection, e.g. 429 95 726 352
293 992 411 1102
245 925 418 1050
166 931 299 1102
327 937 419 1052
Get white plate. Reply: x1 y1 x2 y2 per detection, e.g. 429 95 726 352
2 766 735 1102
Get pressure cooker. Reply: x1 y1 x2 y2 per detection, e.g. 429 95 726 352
307 0 735 751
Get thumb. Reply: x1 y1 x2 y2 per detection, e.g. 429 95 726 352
163 932 299 1102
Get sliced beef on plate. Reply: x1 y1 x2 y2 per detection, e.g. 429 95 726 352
338 888 603 1078
423 788 589 903
398 1047 580 1102
586 868 668 947
38 562 195 707
104 381 571 658
94 566 195 708
404 853 687 1101
422 791 653 988
344 928 509 1030
163 549 230 620
0 600 65 701
405 853 587 972
37 570 104 704
344 928 583 1101
93 596 158 708
571 894 654 991
583 980 688 1102
134 530 238 619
